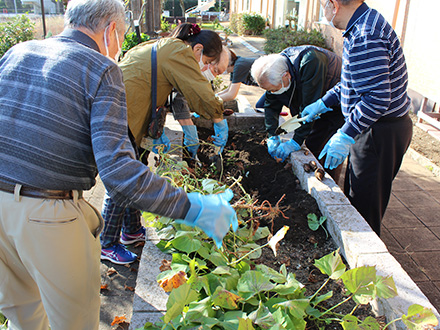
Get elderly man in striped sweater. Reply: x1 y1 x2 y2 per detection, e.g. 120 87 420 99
301 0 413 236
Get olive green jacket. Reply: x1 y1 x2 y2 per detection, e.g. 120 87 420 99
119 37 224 145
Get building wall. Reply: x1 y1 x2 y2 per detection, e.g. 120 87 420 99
308 0 440 106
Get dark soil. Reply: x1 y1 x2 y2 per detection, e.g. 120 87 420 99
193 127 379 329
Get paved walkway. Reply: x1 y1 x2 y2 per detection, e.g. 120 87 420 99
86 33 440 328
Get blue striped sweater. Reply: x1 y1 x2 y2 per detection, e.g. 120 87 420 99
0 29 190 219
322 3 411 138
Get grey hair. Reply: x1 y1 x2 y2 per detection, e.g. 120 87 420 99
64 0 125 33
339 0 364 5
251 54 288 86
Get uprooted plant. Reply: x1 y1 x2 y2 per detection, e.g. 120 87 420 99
137 145 438 330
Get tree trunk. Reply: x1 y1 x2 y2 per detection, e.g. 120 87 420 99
178 0 185 17
144 0 161 35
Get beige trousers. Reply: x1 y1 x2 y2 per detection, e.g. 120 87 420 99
0 188 103 330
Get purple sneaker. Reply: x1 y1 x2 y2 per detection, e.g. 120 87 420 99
101 243 137 265
120 227 146 245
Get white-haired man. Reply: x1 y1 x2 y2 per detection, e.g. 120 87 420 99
301 0 412 236
251 46 345 180
0 0 237 328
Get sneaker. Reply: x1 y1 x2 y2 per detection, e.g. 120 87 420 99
120 227 146 245
101 243 138 265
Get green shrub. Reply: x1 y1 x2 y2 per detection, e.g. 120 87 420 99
161 17 170 33
264 27 328 54
121 31 150 54
0 14 35 58
242 12 265 35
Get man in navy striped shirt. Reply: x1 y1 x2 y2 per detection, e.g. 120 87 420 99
302 0 413 235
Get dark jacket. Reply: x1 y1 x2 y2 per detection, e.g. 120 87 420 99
264 46 342 145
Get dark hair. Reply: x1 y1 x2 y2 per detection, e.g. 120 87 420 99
170 23 223 60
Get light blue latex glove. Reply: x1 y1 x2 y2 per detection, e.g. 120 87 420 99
212 119 228 153
182 125 199 158
178 189 238 248
267 135 281 159
301 99 333 123
319 129 355 170
152 132 171 154
275 139 301 162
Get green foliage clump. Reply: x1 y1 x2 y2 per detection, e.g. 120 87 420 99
161 17 171 33
264 27 328 54
230 12 265 36
242 12 266 35
0 14 35 58
121 31 150 53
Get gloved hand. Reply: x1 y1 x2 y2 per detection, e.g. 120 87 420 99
275 139 301 162
182 125 199 158
178 189 238 248
212 119 228 153
152 132 171 154
301 99 333 123
267 135 281 159
319 129 355 170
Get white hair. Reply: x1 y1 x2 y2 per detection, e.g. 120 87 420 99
64 0 125 33
251 54 288 86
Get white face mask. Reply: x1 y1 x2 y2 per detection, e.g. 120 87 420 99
201 65 216 81
104 25 121 63
271 78 291 95
323 0 336 28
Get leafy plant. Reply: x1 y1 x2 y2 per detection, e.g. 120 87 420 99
307 213 328 238
0 14 35 58
121 31 150 55
263 28 327 54
161 17 171 33
229 12 244 35
242 12 266 35
136 150 438 330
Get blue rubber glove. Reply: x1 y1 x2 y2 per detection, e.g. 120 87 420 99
182 125 199 158
301 99 333 123
212 119 228 153
152 132 171 154
178 189 238 248
267 136 281 159
275 139 301 162
319 129 355 170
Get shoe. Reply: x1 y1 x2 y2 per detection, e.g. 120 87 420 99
101 243 138 265
120 227 146 245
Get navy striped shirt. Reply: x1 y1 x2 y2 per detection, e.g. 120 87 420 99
322 3 411 138
0 29 190 219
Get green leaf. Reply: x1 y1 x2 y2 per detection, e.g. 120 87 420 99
212 265 233 275
237 317 255 330
273 298 310 319
341 266 377 304
237 270 275 298
402 304 439 329
374 275 397 299
248 301 276 329
311 291 333 306
253 226 271 240
341 315 381 330
272 273 304 297
255 264 287 283
221 311 248 330
201 178 226 194
170 232 202 253
314 249 346 280
237 243 262 259
156 225 176 240
212 287 243 309
209 251 229 267
184 297 216 321
272 307 304 330
164 283 199 323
